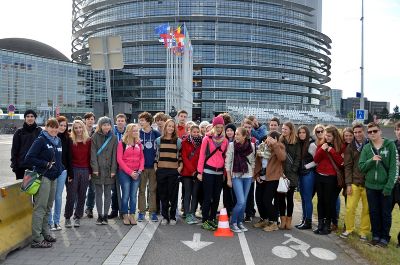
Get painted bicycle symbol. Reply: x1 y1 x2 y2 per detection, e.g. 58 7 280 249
272 234 337 261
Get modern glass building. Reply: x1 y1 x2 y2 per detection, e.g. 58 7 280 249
0 38 106 123
72 0 331 120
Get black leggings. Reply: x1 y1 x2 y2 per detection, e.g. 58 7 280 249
316 173 339 222
262 180 279 222
277 186 295 217
255 181 267 219
202 173 223 222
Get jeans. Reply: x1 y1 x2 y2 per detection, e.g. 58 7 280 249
95 184 114 216
138 168 158 213
118 170 140 214
32 177 56 242
64 167 90 219
366 188 392 242
298 170 315 220
86 179 96 210
182 176 199 215
231 177 252 224
48 170 67 225
345 184 370 236
202 173 223 222
110 178 121 213
156 168 179 221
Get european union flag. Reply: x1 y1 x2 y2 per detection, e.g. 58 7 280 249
155 24 170 35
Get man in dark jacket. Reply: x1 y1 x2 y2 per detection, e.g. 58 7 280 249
10 109 42 179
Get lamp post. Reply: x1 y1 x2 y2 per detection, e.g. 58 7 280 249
360 0 365 111
169 105 177 118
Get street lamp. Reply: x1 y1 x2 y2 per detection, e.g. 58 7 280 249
169 106 177 118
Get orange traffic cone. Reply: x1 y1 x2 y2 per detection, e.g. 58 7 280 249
214 208 234 237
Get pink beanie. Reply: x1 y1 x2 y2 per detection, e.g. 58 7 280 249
212 116 225 126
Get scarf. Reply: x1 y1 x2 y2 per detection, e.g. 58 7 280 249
42 130 60 146
188 135 202 148
212 133 225 148
232 139 253 174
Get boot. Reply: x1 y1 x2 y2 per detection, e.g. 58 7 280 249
298 218 312 230
294 218 305 228
128 214 137 225
279 216 287 230
123 214 130 225
285 217 292 230
319 219 330 235
313 219 324 234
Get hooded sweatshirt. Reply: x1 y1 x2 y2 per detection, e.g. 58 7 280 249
359 138 398 195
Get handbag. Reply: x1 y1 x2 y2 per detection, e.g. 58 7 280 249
325 150 345 188
21 169 42 195
277 174 290 193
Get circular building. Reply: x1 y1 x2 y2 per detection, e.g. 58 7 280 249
72 0 331 120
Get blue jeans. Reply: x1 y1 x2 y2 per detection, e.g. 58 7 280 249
366 188 392 242
48 170 67 225
118 170 140 214
231 177 252 224
86 179 95 210
298 170 315 220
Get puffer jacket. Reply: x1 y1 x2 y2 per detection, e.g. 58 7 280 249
90 131 118 185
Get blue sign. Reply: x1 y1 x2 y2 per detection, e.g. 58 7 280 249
356 109 365 120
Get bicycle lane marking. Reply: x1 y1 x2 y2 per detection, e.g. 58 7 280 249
238 232 256 265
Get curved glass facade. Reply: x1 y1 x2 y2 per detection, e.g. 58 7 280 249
72 0 331 120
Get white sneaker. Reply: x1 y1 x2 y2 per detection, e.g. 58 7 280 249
238 222 248 232
161 219 168 225
169 219 177 225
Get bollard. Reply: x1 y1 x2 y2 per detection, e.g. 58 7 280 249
0 181 33 260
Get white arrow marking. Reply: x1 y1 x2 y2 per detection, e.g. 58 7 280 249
181 233 214 252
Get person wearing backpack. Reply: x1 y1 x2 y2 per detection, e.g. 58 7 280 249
359 122 398 248
154 119 182 225
90 117 118 225
117 123 144 225
197 116 228 231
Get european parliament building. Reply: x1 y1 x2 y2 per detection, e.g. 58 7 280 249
72 0 331 121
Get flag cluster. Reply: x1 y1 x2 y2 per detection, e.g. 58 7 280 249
155 23 190 56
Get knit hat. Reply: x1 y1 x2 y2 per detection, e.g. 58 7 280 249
199 120 210 128
97 116 112 128
225 123 237 134
24 109 37 118
212 116 225 126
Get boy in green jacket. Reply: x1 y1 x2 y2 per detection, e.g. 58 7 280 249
359 122 398 247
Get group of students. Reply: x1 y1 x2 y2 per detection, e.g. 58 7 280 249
10 109 400 249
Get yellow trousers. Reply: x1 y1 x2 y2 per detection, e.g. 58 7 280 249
344 184 370 236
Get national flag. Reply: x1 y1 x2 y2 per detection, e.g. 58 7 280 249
155 24 170 35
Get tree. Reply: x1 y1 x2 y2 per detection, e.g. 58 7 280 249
380 107 389 119
393 105 400 120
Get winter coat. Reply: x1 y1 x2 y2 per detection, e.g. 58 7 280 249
90 131 118 185
117 141 144 176
344 139 367 186
181 138 201 177
225 141 256 178
282 139 301 187
314 144 345 176
24 131 63 180
359 139 398 195
197 135 229 174
254 141 286 181
10 122 42 171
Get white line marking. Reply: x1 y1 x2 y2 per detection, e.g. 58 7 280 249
238 233 255 265
181 233 214 252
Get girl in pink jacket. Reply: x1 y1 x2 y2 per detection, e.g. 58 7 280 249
117 123 144 225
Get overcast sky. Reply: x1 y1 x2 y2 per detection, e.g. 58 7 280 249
0 0 399 110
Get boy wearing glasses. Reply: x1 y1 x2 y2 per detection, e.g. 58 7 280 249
359 122 398 247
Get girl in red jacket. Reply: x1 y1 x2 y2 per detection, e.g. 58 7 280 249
181 125 203 224
313 125 345 235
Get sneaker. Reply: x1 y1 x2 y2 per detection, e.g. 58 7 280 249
376 239 389 248
253 219 268 228
65 219 72 228
263 222 279 232
367 237 380 246
49 224 57 231
190 214 199 224
44 235 56 243
74 219 80 227
96 216 103 225
85 209 93 218
31 240 52 248
137 212 145 222
238 223 248 232
230 223 242 233
185 215 193 224
209 220 218 229
170 219 177 225
151 213 159 222
359 235 368 242
202 220 216 231
54 224 62 231
161 218 169 225
108 211 119 219
340 231 351 239
244 216 252 223
102 217 108 225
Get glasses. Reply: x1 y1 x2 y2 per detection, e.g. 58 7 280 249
316 130 324 134
367 129 379 134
